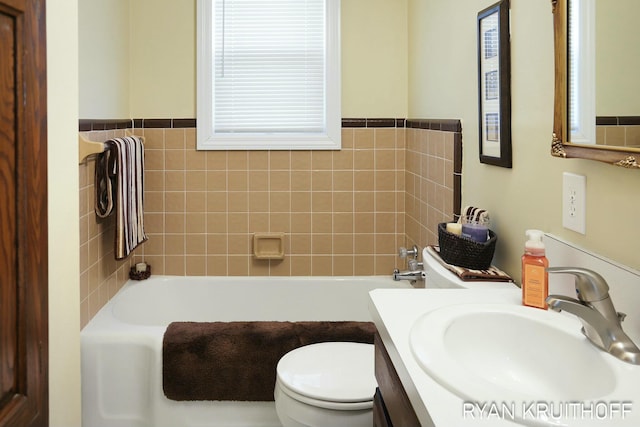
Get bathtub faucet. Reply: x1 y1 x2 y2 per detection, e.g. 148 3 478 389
393 258 425 284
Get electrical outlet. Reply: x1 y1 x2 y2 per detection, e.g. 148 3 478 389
562 172 586 234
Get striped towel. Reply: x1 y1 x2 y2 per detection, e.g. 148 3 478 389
95 136 148 260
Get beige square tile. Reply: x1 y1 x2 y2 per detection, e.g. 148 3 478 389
165 213 185 233
186 171 207 191
207 213 228 233
375 149 396 170
333 255 354 275
248 191 268 212
227 171 248 191
186 149 206 170
228 191 249 212
270 213 290 231
145 192 165 213
165 171 185 191
290 234 311 254
227 151 248 170
270 192 291 212
186 192 206 213
186 256 207 275
333 213 354 233
354 129 374 149
290 151 311 170
165 234 185 255
354 255 374 275
143 234 164 255
291 191 311 212
249 258 271 276
228 255 249 276
207 234 228 255
206 192 228 212
165 129 185 149
206 170 227 191
333 191 353 213
270 171 290 191
333 171 353 191
145 149 165 171
165 149 185 170
312 151 333 170
332 234 353 254
291 171 312 191
375 171 396 191
375 128 396 149
312 170 333 191
248 151 269 170
375 192 396 212
186 234 206 255
249 171 269 191
228 212 249 233
165 255 186 275
354 213 374 234
311 255 332 276
207 255 228 275
333 149 353 170
354 149 374 170
291 213 312 233
142 129 164 149
186 213 206 233
249 212 269 231
341 128 354 148
311 192 332 212
228 234 250 255
270 150 291 170
207 151 227 170
374 255 396 275
312 213 332 233
269 257 291 276
311 233 332 254
165 192 185 213
290 255 312 276
354 191 374 212
145 171 164 192
354 171 374 191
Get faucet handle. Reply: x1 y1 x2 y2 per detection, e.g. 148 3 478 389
547 267 610 302
398 245 419 259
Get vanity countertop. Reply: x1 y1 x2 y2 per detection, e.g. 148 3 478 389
369 288 520 427
369 287 640 427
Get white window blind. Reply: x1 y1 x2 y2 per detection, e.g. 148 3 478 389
197 0 341 150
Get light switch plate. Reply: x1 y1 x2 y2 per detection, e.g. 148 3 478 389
562 172 586 234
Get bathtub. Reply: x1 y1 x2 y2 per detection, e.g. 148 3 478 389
81 275 411 427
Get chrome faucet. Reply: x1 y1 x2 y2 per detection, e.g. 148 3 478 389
546 267 640 365
393 246 425 283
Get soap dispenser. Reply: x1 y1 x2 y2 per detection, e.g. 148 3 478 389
521 230 549 309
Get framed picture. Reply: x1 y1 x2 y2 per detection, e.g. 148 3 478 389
477 0 511 168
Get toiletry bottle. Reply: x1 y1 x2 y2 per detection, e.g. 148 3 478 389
521 230 549 309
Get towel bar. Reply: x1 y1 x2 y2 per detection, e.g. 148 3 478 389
78 133 145 164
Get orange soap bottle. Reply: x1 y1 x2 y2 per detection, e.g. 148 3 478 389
521 230 549 309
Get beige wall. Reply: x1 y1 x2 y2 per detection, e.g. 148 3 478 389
408 0 640 276
48 0 82 425
596 0 640 115
80 0 408 119
78 0 130 118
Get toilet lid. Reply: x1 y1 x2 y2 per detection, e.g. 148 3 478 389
276 342 376 403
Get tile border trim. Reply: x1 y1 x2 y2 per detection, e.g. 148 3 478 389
79 118 463 132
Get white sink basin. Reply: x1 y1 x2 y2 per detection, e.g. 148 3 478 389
409 303 634 426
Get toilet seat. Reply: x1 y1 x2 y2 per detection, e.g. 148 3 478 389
276 342 376 411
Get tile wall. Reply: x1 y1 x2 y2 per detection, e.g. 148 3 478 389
596 116 640 148
78 119 461 327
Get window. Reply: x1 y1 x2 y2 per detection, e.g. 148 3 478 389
197 0 341 150
568 0 595 144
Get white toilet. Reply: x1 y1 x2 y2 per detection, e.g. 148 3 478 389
274 342 376 427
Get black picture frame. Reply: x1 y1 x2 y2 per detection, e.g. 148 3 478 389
478 0 512 168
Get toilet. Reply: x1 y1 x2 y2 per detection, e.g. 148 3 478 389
274 342 376 427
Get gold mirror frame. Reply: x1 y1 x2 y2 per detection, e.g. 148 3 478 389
551 0 640 169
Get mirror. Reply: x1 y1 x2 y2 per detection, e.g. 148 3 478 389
552 0 640 168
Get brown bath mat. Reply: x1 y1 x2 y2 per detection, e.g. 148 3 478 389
162 321 376 401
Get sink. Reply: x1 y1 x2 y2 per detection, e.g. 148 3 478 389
409 303 627 425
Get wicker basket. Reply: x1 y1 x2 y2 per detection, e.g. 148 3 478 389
437 222 497 270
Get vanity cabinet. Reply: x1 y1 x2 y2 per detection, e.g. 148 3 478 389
373 332 421 427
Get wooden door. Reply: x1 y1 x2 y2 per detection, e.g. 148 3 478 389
0 0 48 426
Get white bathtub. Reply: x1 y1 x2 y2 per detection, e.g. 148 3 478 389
81 275 411 427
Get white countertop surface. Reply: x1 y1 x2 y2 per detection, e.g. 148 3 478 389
368 287 640 427
369 288 521 427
